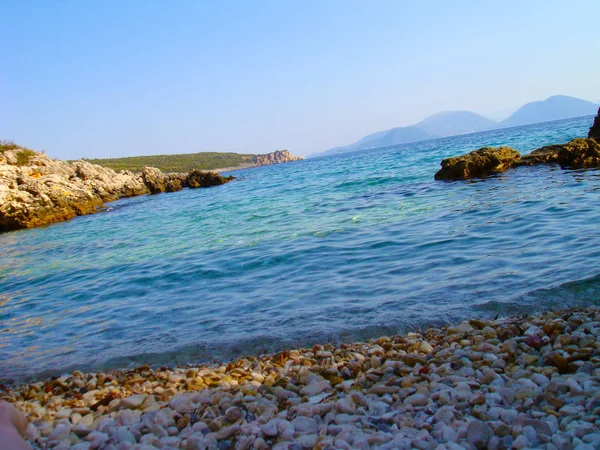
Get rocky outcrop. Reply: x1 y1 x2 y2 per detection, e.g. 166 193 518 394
0 149 149 230
437 140 600 181
0 147 234 231
185 170 234 188
141 167 185 194
588 107 600 141
519 138 600 169
434 147 521 180
250 150 303 167
553 138 600 168
436 115 600 180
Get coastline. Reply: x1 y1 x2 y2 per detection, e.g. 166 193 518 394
5 306 600 449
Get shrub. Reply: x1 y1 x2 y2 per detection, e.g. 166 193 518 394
15 149 36 166
0 140 21 153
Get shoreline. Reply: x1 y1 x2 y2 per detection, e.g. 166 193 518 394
5 306 600 449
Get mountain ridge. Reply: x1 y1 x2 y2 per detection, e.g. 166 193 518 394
315 95 598 157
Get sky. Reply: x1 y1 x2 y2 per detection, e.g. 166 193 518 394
1 1 599 160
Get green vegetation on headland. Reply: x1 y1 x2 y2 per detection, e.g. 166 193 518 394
85 152 257 173
0 140 36 166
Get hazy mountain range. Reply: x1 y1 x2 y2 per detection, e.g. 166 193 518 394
318 95 599 157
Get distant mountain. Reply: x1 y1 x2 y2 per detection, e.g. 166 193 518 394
501 95 599 128
415 110 497 136
323 126 434 156
316 95 598 158
320 111 497 156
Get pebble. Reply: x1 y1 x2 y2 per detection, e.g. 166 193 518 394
4 306 600 450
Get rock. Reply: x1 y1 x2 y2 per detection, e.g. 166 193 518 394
466 419 490 449
184 169 234 189
513 435 530 449
224 406 243 423
120 394 147 409
519 145 562 165
300 381 330 397
250 150 303 167
555 138 600 169
0 145 236 231
434 146 521 180
141 167 185 194
522 138 600 170
291 416 318 434
589 107 600 141
47 424 70 442
419 341 434 354
404 393 428 407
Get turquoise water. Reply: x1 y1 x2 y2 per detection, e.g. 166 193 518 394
1 116 599 383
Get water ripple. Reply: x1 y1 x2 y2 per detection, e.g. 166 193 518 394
1 116 599 383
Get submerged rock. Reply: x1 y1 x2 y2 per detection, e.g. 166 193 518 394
589 107 600 141
434 146 521 180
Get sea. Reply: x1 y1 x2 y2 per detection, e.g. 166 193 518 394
1 116 599 383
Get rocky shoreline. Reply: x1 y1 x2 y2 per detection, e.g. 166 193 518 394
2 307 600 449
435 109 600 181
0 146 235 231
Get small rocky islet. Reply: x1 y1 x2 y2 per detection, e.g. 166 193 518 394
3 307 600 449
434 108 600 181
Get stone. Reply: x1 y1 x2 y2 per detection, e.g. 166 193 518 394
120 394 147 410
47 424 70 442
291 416 318 434
404 393 428 407
434 146 521 180
299 381 330 397
419 341 434 354
512 435 530 449
224 406 243 423
466 419 490 449
111 428 137 444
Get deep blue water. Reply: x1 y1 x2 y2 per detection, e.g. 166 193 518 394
1 116 599 383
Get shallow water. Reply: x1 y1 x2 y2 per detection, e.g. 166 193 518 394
1 116 599 383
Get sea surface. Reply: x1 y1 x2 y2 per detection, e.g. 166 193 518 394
1 116 599 383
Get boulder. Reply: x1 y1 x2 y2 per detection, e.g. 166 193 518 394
184 170 234 188
141 167 185 194
520 138 600 169
588 107 600 141
434 146 521 181
555 138 600 169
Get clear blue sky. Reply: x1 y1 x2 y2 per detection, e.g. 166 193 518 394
1 1 599 159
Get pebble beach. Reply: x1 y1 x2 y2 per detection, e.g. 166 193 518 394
3 306 600 450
